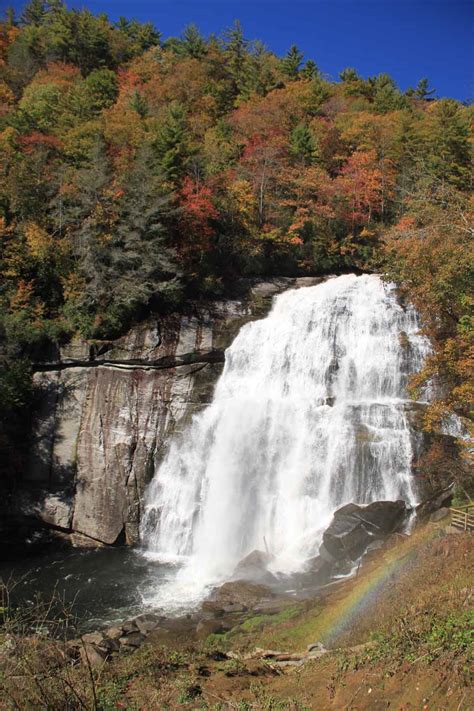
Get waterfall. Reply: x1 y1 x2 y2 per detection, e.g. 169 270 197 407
140 274 429 607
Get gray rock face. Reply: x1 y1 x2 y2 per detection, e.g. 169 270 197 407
28 279 320 546
321 500 408 562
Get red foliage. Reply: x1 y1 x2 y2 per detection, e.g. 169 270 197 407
335 149 384 226
177 177 218 262
18 132 63 154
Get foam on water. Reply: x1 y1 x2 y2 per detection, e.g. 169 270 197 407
140 274 429 609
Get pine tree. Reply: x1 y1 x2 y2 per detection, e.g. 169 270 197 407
180 23 206 59
415 78 436 99
290 123 319 165
301 59 320 81
20 0 47 26
129 89 148 118
110 145 182 320
281 45 303 80
425 99 471 190
222 20 249 97
372 73 406 113
154 103 190 184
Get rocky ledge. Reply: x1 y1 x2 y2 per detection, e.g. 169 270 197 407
22 277 323 548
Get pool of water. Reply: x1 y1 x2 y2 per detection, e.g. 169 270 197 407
0 544 176 631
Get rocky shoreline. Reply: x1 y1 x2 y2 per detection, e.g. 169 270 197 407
67 488 453 667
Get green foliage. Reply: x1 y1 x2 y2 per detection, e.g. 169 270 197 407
281 44 304 80
290 123 319 165
154 102 191 184
0 6 471 486
0 358 33 419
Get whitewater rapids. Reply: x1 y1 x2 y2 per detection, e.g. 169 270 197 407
140 274 429 609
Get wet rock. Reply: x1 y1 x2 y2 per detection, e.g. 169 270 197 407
307 642 326 653
195 619 227 639
252 599 291 615
34 494 73 531
134 612 163 635
233 549 273 579
97 637 120 653
203 580 276 614
322 500 408 561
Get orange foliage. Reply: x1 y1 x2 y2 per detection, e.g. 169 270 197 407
335 149 384 226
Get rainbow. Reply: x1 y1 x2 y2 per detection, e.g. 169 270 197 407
312 524 442 648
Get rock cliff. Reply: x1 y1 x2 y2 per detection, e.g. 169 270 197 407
27 278 322 546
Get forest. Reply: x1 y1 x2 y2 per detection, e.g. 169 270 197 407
0 1 472 486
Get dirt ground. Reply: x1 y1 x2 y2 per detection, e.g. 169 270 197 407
1 522 473 710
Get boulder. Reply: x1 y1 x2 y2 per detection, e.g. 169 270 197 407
134 612 163 636
81 632 105 646
322 500 408 561
415 484 454 521
233 549 275 583
79 643 107 668
104 625 124 640
195 619 227 639
203 580 276 614
35 494 73 531
118 632 144 649
430 507 450 523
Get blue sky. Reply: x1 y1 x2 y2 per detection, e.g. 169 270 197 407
5 0 474 101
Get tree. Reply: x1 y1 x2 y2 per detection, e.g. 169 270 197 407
20 0 47 26
301 59 319 81
222 20 249 98
177 176 218 273
154 102 191 184
129 88 148 118
180 23 206 59
281 45 303 80
335 149 384 227
290 123 318 165
423 100 471 190
406 77 436 100
371 73 406 113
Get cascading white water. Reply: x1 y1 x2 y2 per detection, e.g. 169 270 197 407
141 274 429 607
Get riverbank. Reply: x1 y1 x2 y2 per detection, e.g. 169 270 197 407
1 517 472 709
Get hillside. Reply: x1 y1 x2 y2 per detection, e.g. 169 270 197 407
1 516 472 709
0 2 472 495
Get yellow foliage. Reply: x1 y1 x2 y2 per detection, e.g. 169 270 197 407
24 222 55 260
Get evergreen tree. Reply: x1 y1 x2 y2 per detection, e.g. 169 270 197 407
281 45 303 80
4 6 16 26
301 59 320 80
20 0 47 26
290 123 319 165
415 77 436 99
222 20 249 97
180 23 206 59
129 89 148 118
243 41 277 98
372 73 406 113
339 67 360 83
425 99 471 190
113 146 182 314
154 103 191 184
